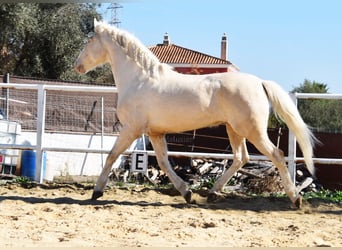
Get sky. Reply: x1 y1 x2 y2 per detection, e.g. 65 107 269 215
100 0 342 93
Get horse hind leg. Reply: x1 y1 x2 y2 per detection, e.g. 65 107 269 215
208 124 249 202
149 134 192 203
248 133 302 208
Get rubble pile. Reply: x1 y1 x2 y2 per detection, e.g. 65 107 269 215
110 157 321 195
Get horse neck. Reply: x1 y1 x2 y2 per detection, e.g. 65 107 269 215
104 39 148 91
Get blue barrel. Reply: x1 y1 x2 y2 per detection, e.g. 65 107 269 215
21 150 36 180
21 151 46 180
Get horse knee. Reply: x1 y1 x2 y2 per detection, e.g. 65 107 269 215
233 151 248 168
272 148 286 167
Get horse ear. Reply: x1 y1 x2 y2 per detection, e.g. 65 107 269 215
94 18 99 27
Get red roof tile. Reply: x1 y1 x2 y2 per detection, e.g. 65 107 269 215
149 44 232 65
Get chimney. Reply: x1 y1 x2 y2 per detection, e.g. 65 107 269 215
221 33 227 60
163 32 170 45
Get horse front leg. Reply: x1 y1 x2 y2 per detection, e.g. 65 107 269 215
149 134 192 203
92 126 139 200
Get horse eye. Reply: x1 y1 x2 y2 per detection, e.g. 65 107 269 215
87 32 95 38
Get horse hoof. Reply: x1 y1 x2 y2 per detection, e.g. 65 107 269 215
294 196 302 209
184 190 193 204
207 192 220 203
91 191 103 200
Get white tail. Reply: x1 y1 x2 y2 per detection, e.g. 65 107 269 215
262 80 316 176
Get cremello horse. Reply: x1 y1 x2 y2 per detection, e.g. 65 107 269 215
75 19 315 208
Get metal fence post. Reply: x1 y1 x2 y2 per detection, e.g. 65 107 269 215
2 73 10 119
288 92 297 183
35 85 46 183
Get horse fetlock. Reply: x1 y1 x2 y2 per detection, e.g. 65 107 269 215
184 190 193 204
210 179 225 193
175 182 189 195
286 191 302 209
174 182 193 203
294 195 303 209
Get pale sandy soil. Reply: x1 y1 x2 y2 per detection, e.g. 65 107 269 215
0 183 341 247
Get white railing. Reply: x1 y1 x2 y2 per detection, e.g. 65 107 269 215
0 83 341 184
287 93 342 182
0 83 118 182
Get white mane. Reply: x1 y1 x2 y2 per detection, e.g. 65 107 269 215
95 22 169 79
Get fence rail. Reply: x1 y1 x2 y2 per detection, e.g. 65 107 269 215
287 93 342 181
0 82 341 183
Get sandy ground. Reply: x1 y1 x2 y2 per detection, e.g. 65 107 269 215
0 182 341 247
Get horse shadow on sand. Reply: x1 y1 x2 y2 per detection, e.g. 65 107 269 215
0 184 340 214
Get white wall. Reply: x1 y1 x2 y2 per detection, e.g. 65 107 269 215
17 132 133 179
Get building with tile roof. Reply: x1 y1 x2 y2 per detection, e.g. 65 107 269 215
149 33 239 75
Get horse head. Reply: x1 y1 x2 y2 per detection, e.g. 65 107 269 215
75 19 108 74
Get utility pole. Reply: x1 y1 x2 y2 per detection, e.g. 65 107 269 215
107 2 123 27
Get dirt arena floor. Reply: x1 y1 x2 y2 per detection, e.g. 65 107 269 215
0 182 340 247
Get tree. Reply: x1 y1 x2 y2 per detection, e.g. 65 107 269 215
0 3 114 84
292 79 329 93
0 4 40 75
268 79 341 133
291 79 341 133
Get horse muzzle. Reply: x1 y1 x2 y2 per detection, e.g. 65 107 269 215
75 64 86 74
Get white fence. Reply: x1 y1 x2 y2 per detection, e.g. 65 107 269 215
287 93 342 182
0 83 341 183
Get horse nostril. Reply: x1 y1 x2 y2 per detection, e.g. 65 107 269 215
75 64 85 74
